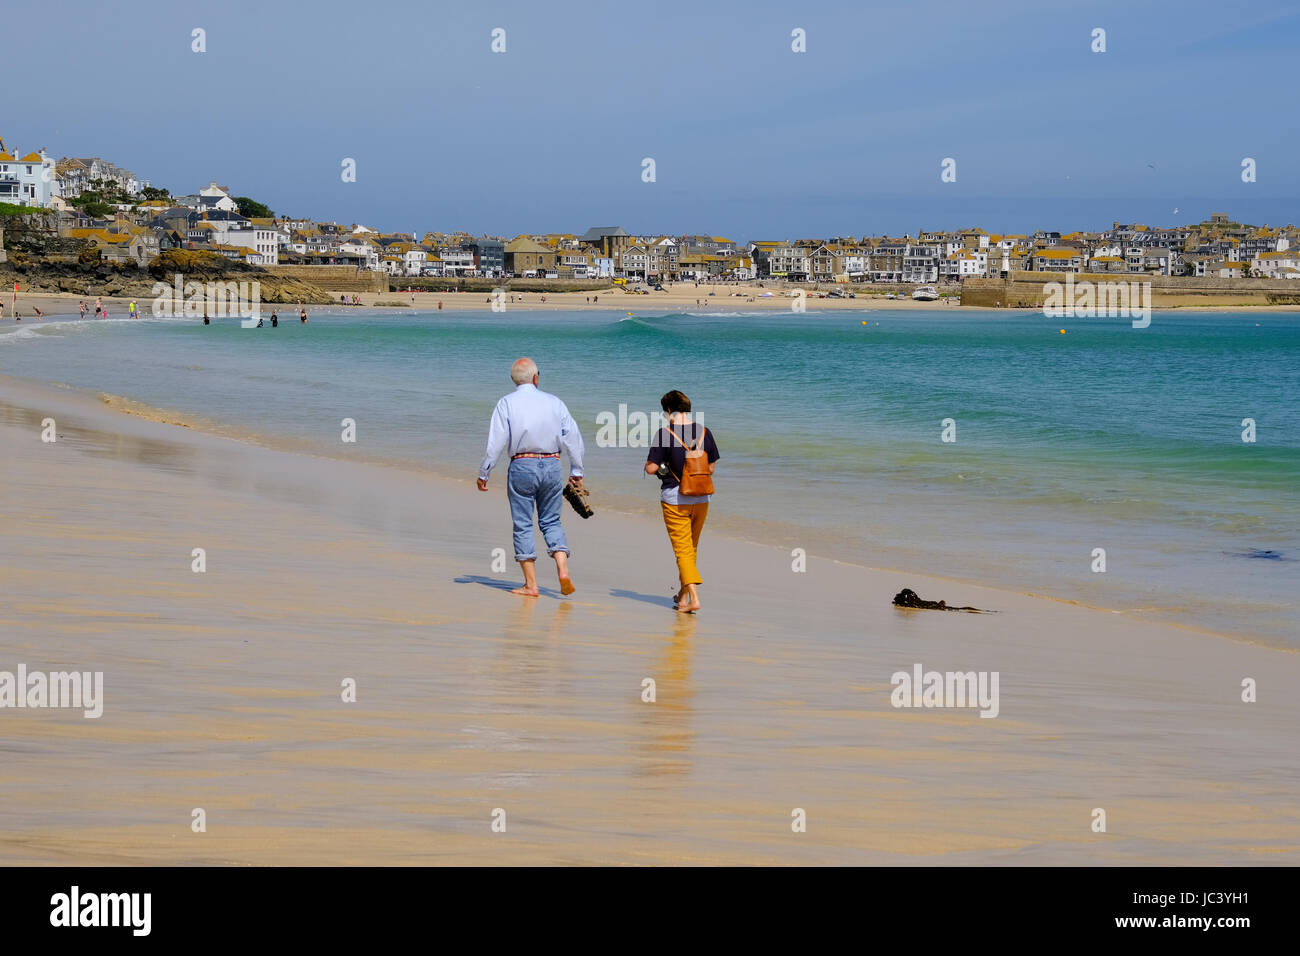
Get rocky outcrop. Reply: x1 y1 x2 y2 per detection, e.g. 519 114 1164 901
2 247 334 304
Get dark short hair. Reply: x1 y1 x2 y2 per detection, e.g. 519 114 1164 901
660 390 691 414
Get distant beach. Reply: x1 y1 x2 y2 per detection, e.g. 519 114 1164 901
11 285 1300 318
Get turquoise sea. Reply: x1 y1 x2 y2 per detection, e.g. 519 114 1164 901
2 307 1297 645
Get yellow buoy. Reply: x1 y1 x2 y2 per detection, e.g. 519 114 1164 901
1059 329 1066 334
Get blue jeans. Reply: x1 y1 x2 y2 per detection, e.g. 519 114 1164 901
507 457 569 561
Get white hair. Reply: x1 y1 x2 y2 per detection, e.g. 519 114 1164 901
511 357 538 384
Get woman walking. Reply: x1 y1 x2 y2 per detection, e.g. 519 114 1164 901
645 390 719 613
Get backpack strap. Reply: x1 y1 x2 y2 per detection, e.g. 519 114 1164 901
663 424 703 486
667 424 703 452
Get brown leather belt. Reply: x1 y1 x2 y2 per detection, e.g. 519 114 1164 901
511 452 560 460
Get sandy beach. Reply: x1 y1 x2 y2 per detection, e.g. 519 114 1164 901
10 284 1300 319
2 372 1297 865
3 284 963 317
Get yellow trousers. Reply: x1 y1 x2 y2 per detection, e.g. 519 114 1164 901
661 502 709 586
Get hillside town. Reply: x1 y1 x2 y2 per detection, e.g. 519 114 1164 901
3 135 1299 285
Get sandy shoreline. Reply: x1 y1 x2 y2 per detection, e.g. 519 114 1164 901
1 373 1297 865
9 286 1300 317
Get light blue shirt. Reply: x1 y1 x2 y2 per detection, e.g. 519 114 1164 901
660 484 710 506
479 383 584 480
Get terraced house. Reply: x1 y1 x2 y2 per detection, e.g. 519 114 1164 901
863 238 903 282
939 248 987 278
53 155 137 200
1251 250 1300 279
762 243 811 281
555 247 599 279
809 243 868 282
901 243 940 283
1028 247 1085 272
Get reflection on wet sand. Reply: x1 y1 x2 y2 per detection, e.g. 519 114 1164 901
492 599 575 709
636 612 696 778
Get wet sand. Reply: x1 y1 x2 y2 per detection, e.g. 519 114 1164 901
1 376 1298 864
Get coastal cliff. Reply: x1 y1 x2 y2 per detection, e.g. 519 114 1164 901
0 214 333 304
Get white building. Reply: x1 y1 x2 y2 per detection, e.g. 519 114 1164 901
403 247 427 276
940 249 987 278
767 244 811 280
198 182 239 213
53 156 138 200
225 226 280 265
438 247 475 276
339 238 380 270
961 250 988 276
902 244 941 283
729 257 756 280
1252 251 1300 278
0 143 56 207
841 253 869 278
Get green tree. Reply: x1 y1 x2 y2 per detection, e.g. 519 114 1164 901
78 199 114 218
70 190 116 218
140 185 172 202
231 196 274 218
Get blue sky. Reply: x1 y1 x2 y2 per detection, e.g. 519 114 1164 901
8 0 1300 240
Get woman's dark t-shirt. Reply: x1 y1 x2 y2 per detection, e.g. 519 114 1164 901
647 422 720 503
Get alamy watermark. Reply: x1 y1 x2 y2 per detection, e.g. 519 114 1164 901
1043 274 1151 328
1 664 103 718
151 273 262 327
595 404 705 448
890 662 999 718
50 886 150 936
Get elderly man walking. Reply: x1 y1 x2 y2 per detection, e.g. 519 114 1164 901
478 357 585 596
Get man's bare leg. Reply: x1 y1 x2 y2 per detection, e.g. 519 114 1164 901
512 559 540 597
554 550 575 595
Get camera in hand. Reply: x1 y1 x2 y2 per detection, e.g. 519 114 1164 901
655 462 671 479
563 482 594 519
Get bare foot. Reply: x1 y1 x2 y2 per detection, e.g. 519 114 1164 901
510 586 540 597
674 584 701 613
559 576 575 595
